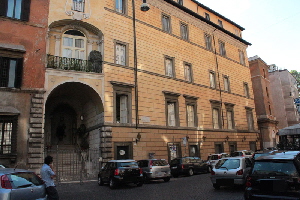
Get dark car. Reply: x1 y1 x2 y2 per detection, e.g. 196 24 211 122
170 157 209 177
97 159 144 189
0 168 46 200
137 159 171 182
244 152 300 199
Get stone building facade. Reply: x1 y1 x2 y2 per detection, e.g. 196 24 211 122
249 56 278 149
1 0 258 174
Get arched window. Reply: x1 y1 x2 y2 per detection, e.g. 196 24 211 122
62 30 86 59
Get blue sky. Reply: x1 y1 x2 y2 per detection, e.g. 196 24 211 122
198 0 300 72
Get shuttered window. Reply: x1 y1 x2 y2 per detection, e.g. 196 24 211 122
116 94 128 123
227 110 233 129
184 63 192 82
205 34 212 50
180 23 188 40
0 56 23 88
162 14 171 33
239 50 245 65
212 108 220 129
246 109 254 131
0 0 31 21
116 43 126 66
224 76 230 92
167 102 176 126
187 105 195 127
209 71 216 88
219 41 226 56
165 57 174 77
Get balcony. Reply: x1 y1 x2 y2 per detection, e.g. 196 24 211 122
47 55 102 73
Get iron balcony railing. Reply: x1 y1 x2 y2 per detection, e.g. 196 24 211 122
47 54 102 73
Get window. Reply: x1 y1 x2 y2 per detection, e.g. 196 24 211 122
223 75 230 92
239 50 245 65
214 142 224 154
165 56 175 77
204 33 212 51
211 100 222 129
0 0 31 21
205 13 210 21
164 92 180 127
184 62 193 82
115 41 127 66
209 71 216 88
111 82 133 124
184 96 198 127
0 116 17 155
225 104 235 130
246 108 254 131
189 144 199 157
62 30 86 59
0 56 23 88
72 0 84 12
219 41 226 56
180 22 188 40
178 0 183 5
115 0 126 14
244 82 250 98
162 14 171 33
218 19 223 28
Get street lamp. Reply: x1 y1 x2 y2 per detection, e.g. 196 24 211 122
132 0 150 129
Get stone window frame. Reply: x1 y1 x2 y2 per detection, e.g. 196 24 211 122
0 48 24 89
114 142 133 159
225 103 235 130
184 95 198 127
162 13 171 33
243 82 250 98
183 61 193 82
218 40 226 57
111 81 134 124
246 107 254 131
0 0 31 21
205 12 210 21
115 0 127 14
218 19 223 28
163 91 180 127
189 143 200 157
167 142 182 163
0 115 18 158
114 40 129 66
164 55 175 78
223 75 230 92
210 100 222 130
180 21 189 40
239 49 245 65
204 33 212 51
214 142 224 154
209 70 216 89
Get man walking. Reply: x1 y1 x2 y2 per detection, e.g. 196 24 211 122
41 156 59 200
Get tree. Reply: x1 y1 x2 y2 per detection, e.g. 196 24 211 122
290 70 300 93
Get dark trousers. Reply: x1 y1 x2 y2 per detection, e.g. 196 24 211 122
46 186 59 200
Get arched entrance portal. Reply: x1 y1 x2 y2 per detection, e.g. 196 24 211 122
45 82 104 149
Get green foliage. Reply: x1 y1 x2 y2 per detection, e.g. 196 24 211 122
291 70 300 93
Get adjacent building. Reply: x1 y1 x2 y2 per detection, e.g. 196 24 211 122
1 0 258 179
249 56 278 149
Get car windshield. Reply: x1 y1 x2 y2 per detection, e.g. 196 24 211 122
254 153 269 159
211 155 219 160
8 172 44 189
118 162 138 167
215 159 240 169
152 160 168 166
252 160 298 176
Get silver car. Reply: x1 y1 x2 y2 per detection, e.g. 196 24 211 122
210 156 252 189
0 168 46 200
138 159 171 182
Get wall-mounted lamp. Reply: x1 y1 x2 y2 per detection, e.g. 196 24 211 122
186 135 189 142
242 136 246 142
136 132 141 144
202 136 207 142
256 136 260 142
224 136 229 143
140 0 150 11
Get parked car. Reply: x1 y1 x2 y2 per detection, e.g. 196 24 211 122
170 157 209 177
245 152 300 199
207 153 229 170
230 150 254 158
0 168 46 200
210 156 253 189
137 159 171 182
252 150 276 160
98 159 144 189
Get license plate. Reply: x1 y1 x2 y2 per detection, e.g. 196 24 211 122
172 167 177 169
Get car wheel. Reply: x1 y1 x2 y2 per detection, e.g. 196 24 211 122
98 176 104 186
163 177 170 182
207 166 211 173
109 178 117 189
136 181 143 187
188 168 194 176
213 183 220 189
143 174 150 183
